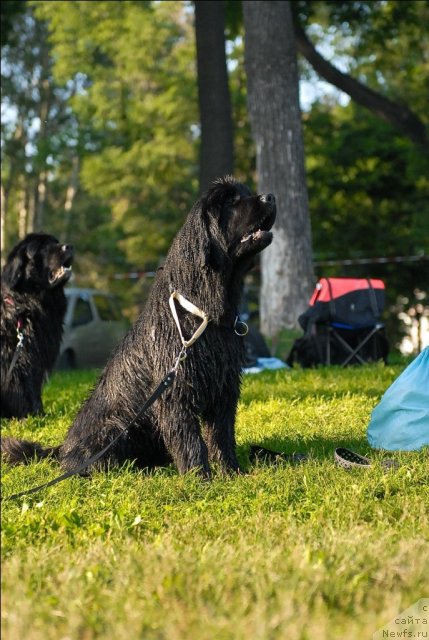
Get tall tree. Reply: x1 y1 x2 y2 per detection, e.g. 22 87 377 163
194 1 234 192
243 0 314 334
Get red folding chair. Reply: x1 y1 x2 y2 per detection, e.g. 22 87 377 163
288 278 389 367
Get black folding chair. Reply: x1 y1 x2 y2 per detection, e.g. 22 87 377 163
288 278 389 368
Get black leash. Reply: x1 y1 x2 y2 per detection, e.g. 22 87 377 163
3 291 216 502
3 369 176 501
4 320 26 387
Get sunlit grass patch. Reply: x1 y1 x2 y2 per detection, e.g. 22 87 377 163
1 364 428 639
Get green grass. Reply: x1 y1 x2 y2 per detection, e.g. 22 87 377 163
1 364 428 640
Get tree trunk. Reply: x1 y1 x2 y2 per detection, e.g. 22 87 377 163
61 155 79 242
0 184 6 266
18 187 28 239
35 170 47 231
27 185 36 234
1 122 25 257
33 45 51 232
194 0 234 192
243 0 314 334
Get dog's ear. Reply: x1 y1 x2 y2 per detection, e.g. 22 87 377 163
187 187 230 270
2 250 26 289
198 223 211 269
198 200 229 271
181 200 209 269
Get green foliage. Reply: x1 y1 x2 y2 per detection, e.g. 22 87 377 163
2 0 428 330
2 366 428 638
32 0 199 267
296 0 429 121
305 102 429 255
1 2 96 259
0 0 26 47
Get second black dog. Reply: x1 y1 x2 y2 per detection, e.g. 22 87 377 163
1 233 74 418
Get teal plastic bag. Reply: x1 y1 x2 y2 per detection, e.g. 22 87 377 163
367 347 429 451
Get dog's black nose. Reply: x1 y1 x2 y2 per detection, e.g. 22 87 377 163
260 193 275 205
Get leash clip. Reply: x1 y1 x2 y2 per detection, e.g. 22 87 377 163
16 322 25 348
173 346 188 372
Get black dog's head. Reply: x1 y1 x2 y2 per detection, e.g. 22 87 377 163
198 176 276 270
2 233 74 292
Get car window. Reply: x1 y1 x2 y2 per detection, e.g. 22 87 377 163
93 295 122 322
72 297 93 327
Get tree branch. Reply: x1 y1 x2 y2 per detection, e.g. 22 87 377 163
294 23 428 149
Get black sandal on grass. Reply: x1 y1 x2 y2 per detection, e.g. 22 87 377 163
334 447 372 469
334 447 399 471
249 445 308 465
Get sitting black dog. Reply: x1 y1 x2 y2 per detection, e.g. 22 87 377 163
1 233 74 418
2 178 275 478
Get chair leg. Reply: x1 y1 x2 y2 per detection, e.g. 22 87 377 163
327 327 331 365
333 331 366 366
333 325 382 367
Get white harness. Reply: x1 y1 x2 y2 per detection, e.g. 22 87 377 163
169 291 210 349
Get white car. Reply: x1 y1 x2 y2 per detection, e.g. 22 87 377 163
57 288 128 369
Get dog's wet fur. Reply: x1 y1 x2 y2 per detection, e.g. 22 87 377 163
2 177 276 478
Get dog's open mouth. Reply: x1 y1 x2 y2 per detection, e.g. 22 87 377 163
240 210 275 245
49 257 73 286
240 228 273 244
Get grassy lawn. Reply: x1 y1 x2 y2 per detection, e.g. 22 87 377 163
1 363 428 640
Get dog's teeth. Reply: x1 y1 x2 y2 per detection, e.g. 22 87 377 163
241 229 263 243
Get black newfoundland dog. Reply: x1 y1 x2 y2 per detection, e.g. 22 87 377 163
2 177 276 478
1 233 74 419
